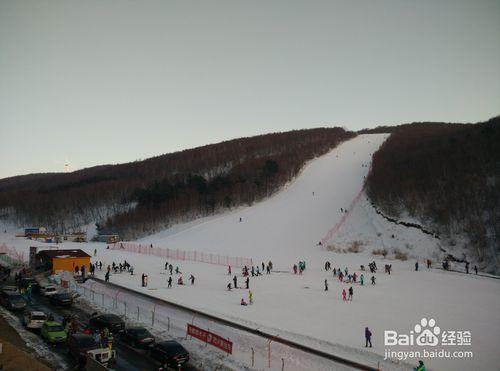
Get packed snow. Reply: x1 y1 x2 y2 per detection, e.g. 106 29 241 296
1 134 499 371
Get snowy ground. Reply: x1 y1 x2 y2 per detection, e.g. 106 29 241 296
1 134 499 371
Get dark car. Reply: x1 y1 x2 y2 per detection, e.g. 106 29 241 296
19 277 39 292
0 291 27 311
68 333 100 363
49 292 73 306
150 340 189 368
88 314 125 333
120 327 155 350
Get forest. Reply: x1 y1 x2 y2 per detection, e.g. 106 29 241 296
366 116 500 269
0 128 354 238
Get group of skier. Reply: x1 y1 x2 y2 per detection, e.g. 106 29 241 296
226 264 257 306
319 260 384 302
292 261 306 274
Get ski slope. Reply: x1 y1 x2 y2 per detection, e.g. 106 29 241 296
2 134 499 371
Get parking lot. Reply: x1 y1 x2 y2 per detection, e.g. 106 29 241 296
0 266 198 370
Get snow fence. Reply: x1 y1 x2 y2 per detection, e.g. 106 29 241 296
76 279 379 371
111 242 253 268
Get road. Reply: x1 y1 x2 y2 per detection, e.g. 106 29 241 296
0 275 197 370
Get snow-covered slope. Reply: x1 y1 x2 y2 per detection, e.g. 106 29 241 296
2 134 499 371
138 134 393 261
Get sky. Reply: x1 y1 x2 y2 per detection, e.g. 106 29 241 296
0 0 499 179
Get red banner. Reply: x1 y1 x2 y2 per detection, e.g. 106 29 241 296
187 324 232 354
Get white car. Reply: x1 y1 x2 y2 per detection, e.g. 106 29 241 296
24 311 48 329
40 284 58 296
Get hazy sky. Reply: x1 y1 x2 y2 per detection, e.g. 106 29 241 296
1 0 499 179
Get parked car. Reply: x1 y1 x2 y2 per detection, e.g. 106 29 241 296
23 311 48 330
19 277 39 292
49 292 73 306
88 314 125 333
120 327 155 350
149 340 189 368
40 284 58 296
40 321 67 344
1 285 18 293
68 333 100 363
0 291 27 311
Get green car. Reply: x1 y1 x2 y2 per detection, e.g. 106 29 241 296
40 321 67 344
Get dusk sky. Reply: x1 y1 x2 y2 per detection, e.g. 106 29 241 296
1 0 499 179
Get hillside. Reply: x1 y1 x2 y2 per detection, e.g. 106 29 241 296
365 117 500 273
3 134 498 371
0 128 355 238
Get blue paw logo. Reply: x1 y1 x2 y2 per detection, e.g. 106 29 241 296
415 318 440 346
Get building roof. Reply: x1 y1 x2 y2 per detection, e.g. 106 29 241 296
37 249 91 259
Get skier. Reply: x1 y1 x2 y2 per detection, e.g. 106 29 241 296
177 276 184 285
348 286 353 301
415 261 419 271
333 267 337 276
414 360 426 371
324 279 328 291
360 274 364 285
266 265 270 274
94 249 97 256
268 261 273 270
251 266 255 276
189 275 195 285
262 262 265 271
365 327 372 348
245 276 250 289
474 265 478 275
105 271 110 282
293 264 297 274
342 289 347 301
165 261 168 270
371 276 376 285
249 290 253 304
227 283 232 291
228 265 232 275
141 273 145 287
169 264 173 275
175 266 180 274
168 276 172 288
233 275 238 289
427 259 432 269
465 262 470 274
239 217 242 222
240 298 247 306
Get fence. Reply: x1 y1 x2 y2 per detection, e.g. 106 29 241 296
75 278 379 371
110 242 253 268
0 243 27 266
320 186 367 246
